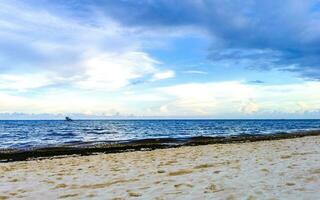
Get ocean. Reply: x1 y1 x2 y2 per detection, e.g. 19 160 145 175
1 119 320 149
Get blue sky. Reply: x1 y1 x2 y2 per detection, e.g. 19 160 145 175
0 0 320 119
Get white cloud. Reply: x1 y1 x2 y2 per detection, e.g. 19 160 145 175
158 81 320 116
0 91 124 115
0 93 33 112
159 105 169 113
183 70 207 74
159 81 254 115
240 101 260 114
1 1 320 118
0 74 52 91
76 51 159 90
1 80 320 117
0 1 174 91
152 70 175 81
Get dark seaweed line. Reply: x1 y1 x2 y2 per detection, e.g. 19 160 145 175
1 130 320 162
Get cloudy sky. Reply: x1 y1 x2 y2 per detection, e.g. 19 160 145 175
0 0 320 119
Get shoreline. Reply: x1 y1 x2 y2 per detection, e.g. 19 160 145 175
1 135 319 199
1 130 320 162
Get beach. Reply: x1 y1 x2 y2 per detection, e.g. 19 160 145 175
1 135 320 199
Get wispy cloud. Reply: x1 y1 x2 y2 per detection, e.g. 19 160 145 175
247 80 265 84
0 1 173 91
1 80 320 117
152 70 175 81
0 0 320 118
76 51 160 90
183 70 207 75
158 81 320 116
0 73 53 91
82 0 320 80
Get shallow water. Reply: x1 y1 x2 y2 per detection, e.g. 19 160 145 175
0 119 320 149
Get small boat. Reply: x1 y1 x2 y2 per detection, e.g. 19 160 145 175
65 117 73 121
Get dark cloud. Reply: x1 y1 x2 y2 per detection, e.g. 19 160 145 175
65 0 320 79
2 0 320 79
247 80 265 84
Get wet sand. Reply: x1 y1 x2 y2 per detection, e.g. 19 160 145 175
1 136 320 199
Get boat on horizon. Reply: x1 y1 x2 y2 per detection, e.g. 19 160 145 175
65 117 73 121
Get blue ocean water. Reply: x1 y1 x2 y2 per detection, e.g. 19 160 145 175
0 120 319 149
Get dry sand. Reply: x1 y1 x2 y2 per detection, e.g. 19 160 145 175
0 136 320 200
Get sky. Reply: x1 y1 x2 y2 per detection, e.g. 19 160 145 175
0 0 320 119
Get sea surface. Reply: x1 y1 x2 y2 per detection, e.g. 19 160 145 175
0 120 320 149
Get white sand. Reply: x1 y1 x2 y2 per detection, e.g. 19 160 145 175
1 136 320 200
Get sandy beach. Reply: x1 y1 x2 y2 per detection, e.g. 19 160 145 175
1 136 320 199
